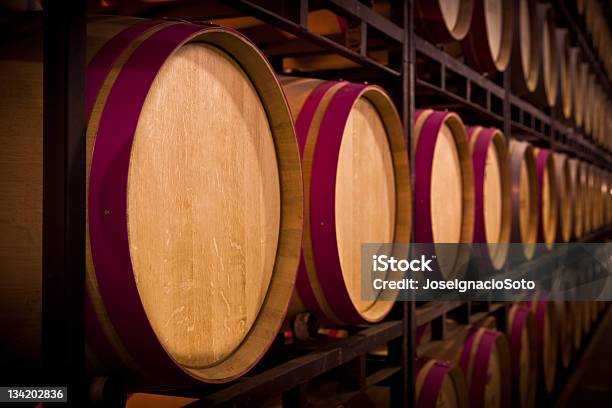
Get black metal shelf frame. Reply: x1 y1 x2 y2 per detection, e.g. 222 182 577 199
38 0 612 406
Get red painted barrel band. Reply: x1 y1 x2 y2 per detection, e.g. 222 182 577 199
417 359 453 408
310 82 370 325
293 80 341 325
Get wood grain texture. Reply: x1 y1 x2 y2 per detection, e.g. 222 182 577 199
509 140 537 260
128 43 280 367
336 97 396 315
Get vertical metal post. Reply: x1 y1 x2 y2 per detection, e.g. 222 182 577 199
503 69 511 141
43 0 86 405
394 1 416 407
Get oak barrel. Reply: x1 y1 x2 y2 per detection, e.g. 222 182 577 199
531 3 558 107
415 358 470 408
554 301 574 369
534 149 558 249
511 0 540 95
281 77 412 326
0 17 303 385
461 0 514 72
423 325 512 408
584 71 595 136
568 159 585 239
414 109 474 279
553 153 572 243
569 47 586 127
555 29 572 120
415 0 474 43
506 305 537 408
467 126 511 270
525 298 558 393
509 140 538 260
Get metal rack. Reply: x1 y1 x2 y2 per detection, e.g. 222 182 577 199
36 0 612 406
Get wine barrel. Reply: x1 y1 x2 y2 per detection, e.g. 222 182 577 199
415 358 470 408
461 0 514 72
424 325 512 408
604 172 612 226
525 299 558 393
568 159 585 239
512 0 540 95
415 0 474 43
281 77 412 326
569 47 586 127
556 29 572 120
592 167 603 230
576 0 585 15
572 301 584 350
534 149 558 249
581 161 593 234
414 109 474 279
584 71 595 136
554 302 574 369
0 17 303 385
466 127 511 270
506 305 537 408
553 153 572 243
531 3 558 107
509 140 538 260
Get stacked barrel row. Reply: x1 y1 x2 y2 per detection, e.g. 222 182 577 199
576 0 612 79
0 15 609 397
406 0 612 149
0 16 415 387
414 297 610 408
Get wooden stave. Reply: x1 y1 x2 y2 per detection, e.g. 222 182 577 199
580 161 593 234
415 357 470 408
0 18 304 385
509 140 539 260
525 299 558 394
553 153 573 243
466 126 512 270
461 0 514 72
569 47 586 127
281 77 412 326
421 325 512 408
511 0 541 95
506 305 537 408
413 109 475 280
527 3 558 107
415 0 475 44
584 71 595 136
534 149 558 248
555 29 573 120
568 159 585 239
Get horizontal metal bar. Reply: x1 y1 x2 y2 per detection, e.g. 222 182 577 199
415 301 466 326
323 0 404 42
415 36 505 99
217 0 400 76
187 321 403 407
